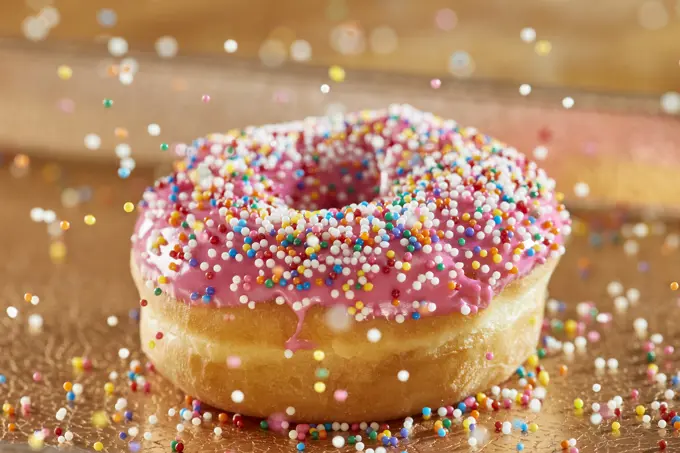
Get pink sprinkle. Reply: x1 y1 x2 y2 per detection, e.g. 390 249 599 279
643 341 655 352
631 389 640 399
202 95 211 103
226 356 242 369
57 98 75 114
587 331 600 342
32 372 41 382
665 346 675 355
430 79 442 89
333 389 348 402
569 448 579 453
485 352 494 360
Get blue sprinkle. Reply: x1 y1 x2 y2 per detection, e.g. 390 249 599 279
0 375 6 384
66 391 76 401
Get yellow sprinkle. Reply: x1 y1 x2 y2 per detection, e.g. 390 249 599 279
57 65 73 80
611 421 620 431
564 319 578 334
635 405 645 416
313 350 325 361
471 261 480 270
363 283 374 291
526 354 539 367
328 66 345 82
28 434 44 450
402 262 411 271
538 370 550 386
528 423 538 432
104 382 114 394
535 40 552 56
84 214 96 226
148 340 156 349
313 382 326 393
71 357 84 370
123 202 135 213
93 441 104 451
50 241 67 263
573 398 584 409
91 411 109 429
492 254 502 264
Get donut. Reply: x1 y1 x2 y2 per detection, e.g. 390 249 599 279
131 104 571 422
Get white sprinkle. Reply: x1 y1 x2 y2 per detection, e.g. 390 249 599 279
107 316 119 327
231 390 244 403
332 435 346 448
147 124 161 136
397 370 410 382
224 39 238 53
574 182 590 198
84 133 101 150
28 314 43 330
56 407 67 421
520 27 536 43
118 348 130 359
367 328 382 343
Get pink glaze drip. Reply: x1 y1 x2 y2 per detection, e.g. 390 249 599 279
132 105 571 350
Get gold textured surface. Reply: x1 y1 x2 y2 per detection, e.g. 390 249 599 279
1 158 680 452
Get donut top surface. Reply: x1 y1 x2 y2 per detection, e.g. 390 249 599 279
132 104 570 339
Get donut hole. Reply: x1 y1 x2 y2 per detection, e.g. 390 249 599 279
287 154 384 210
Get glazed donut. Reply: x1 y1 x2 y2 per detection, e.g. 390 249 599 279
132 104 570 422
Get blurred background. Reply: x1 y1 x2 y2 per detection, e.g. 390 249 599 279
1 0 680 209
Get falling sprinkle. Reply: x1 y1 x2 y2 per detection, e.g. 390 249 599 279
328 65 346 82
574 182 590 198
147 124 161 137
534 40 552 56
107 37 128 57
155 36 179 58
520 27 537 43
223 39 238 53
84 134 101 150
231 390 244 403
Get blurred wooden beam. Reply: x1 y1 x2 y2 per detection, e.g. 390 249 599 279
2 0 680 94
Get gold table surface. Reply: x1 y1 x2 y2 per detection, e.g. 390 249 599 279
1 158 680 452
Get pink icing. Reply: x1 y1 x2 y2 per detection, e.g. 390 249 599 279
131 105 571 350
